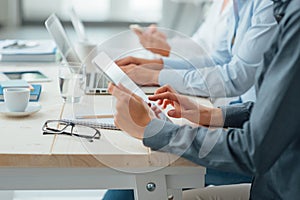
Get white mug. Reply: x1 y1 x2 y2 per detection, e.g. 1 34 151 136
4 88 30 112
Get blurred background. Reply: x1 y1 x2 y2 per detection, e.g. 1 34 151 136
0 0 211 42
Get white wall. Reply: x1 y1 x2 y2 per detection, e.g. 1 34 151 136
0 0 9 26
160 0 211 36
0 0 21 27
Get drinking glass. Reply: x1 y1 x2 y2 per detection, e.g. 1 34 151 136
59 62 86 103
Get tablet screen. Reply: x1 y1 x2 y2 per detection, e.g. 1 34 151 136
3 70 51 82
92 52 172 122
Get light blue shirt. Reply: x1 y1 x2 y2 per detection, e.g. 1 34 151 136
159 0 277 98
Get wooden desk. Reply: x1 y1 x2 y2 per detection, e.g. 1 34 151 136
0 64 208 200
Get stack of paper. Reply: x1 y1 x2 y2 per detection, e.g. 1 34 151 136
0 40 57 62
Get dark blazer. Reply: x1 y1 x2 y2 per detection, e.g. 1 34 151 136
143 0 300 199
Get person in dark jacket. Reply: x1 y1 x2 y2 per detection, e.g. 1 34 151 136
108 0 300 199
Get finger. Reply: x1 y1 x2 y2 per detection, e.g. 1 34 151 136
133 28 144 38
151 104 161 114
115 57 134 66
142 63 163 70
110 84 130 100
154 86 169 95
118 84 144 103
120 64 135 73
157 99 163 106
147 24 157 34
112 83 146 110
167 109 181 118
108 82 116 94
162 99 174 109
154 84 176 95
119 66 129 73
115 58 129 66
117 83 133 95
149 92 179 102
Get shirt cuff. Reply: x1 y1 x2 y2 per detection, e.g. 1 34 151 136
162 57 192 70
220 102 254 128
143 118 179 150
158 69 184 86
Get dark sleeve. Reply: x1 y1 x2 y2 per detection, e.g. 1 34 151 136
221 102 254 128
143 7 300 176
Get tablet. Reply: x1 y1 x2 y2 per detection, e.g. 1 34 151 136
92 52 172 122
2 70 51 83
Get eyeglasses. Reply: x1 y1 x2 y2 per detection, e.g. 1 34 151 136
42 120 101 142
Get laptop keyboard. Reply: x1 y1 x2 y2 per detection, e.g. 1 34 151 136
85 72 109 94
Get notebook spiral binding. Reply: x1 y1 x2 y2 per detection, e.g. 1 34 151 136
61 119 120 130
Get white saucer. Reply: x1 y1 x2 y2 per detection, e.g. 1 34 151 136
0 102 42 117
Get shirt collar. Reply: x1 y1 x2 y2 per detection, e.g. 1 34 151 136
233 0 247 14
272 0 292 22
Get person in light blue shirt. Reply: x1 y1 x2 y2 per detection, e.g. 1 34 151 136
132 0 232 57
116 0 277 102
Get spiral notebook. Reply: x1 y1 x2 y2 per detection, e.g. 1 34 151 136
61 118 120 130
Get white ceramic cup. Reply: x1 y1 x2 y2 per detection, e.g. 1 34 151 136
3 88 30 112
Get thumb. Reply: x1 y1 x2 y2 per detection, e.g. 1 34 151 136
167 109 181 118
148 24 157 33
133 29 143 38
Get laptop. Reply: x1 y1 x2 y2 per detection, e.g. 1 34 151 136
69 8 88 42
44 14 109 94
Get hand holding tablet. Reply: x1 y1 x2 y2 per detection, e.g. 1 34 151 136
92 52 172 122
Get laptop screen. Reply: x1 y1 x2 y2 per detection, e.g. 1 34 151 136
45 14 109 94
45 14 81 63
70 8 88 42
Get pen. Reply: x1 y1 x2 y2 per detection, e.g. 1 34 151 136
1 41 39 49
28 84 34 91
1 41 18 49
75 114 114 119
